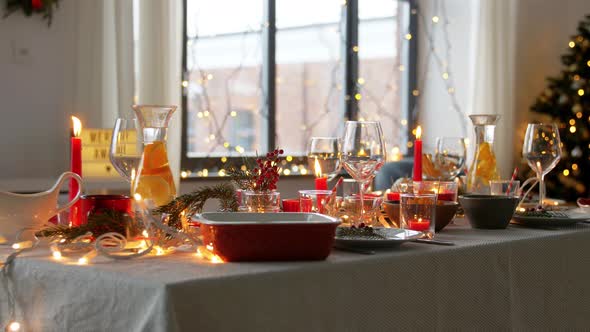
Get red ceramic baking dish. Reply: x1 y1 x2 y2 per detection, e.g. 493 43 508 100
194 212 341 262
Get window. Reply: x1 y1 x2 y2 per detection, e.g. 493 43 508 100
182 0 417 177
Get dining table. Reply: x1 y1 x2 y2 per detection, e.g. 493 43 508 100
1 219 589 331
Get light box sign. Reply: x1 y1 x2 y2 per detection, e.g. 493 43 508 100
81 129 139 178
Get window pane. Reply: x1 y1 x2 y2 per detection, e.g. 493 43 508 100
185 0 264 158
358 0 409 160
275 0 344 156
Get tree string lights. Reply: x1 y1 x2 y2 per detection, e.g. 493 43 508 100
528 14 590 200
184 0 467 177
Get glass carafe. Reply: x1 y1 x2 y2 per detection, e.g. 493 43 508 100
131 105 177 207
466 114 500 194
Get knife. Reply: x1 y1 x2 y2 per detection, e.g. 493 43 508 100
413 238 455 246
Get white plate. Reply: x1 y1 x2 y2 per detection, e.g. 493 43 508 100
334 227 423 249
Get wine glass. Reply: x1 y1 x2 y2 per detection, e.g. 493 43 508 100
522 123 562 207
109 118 143 183
341 121 386 225
307 137 341 181
434 137 466 180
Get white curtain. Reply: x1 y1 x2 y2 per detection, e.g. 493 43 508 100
66 0 183 187
66 0 135 127
470 0 518 178
136 0 183 188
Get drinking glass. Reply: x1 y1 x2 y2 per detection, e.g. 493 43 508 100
522 123 561 207
341 121 386 225
110 118 143 183
434 137 466 180
299 190 332 214
490 180 521 197
307 137 341 181
400 193 437 239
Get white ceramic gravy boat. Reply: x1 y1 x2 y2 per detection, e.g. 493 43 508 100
0 172 83 243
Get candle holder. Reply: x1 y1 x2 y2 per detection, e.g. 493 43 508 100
340 195 383 227
299 190 332 214
400 193 437 239
241 190 281 213
282 198 301 212
413 181 458 202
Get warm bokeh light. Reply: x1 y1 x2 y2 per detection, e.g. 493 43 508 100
8 321 20 331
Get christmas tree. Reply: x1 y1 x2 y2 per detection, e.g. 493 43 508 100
530 15 590 201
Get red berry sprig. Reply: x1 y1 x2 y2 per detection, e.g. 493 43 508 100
252 148 284 191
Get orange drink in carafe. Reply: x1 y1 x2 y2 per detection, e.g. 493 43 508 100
131 105 178 207
132 141 176 206
466 114 500 194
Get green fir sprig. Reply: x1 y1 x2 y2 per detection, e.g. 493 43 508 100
37 209 139 241
154 182 239 228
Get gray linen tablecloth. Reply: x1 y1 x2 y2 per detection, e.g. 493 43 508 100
2 220 590 331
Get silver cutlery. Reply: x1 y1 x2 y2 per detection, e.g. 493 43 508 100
412 238 455 246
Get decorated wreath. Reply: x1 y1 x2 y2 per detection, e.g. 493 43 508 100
3 0 60 26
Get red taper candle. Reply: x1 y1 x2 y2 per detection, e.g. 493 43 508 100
313 157 328 190
69 116 83 226
412 125 423 181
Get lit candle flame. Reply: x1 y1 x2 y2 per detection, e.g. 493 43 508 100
71 116 82 137
415 126 422 140
314 158 323 178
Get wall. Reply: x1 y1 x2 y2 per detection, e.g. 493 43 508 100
0 3 74 183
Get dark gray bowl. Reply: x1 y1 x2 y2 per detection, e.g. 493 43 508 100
459 195 519 229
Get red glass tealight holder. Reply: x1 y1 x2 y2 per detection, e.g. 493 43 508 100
80 194 133 224
387 192 400 201
282 199 301 212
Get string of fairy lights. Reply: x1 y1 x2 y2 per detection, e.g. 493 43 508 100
182 0 467 178
0 3 470 328
0 195 222 331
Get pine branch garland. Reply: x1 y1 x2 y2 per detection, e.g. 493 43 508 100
37 210 139 241
154 182 239 228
